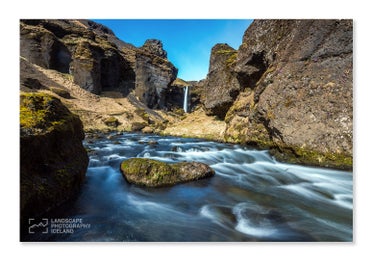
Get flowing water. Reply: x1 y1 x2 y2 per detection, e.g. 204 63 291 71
24 133 353 242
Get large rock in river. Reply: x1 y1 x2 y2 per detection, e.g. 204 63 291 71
20 92 89 227
120 158 214 187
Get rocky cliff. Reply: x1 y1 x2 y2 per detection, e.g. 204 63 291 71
19 19 353 169
20 93 89 226
20 20 177 108
207 20 352 169
203 43 240 119
134 39 178 109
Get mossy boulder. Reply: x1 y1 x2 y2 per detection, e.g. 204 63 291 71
120 158 214 187
20 92 89 231
103 116 120 127
131 121 147 131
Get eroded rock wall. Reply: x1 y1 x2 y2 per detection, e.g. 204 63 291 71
135 39 178 109
202 44 240 119
224 19 353 168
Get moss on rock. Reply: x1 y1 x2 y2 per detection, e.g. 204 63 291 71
20 92 78 135
120 158 214 187
20 92 89 233
269 145 353 170
103 116 120 127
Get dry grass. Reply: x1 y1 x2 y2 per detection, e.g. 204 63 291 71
162 108 226 140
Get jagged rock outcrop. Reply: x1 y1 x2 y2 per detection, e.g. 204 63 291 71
20 92 89 225
20 21 72 73
202 44 240 119
20 19 136 95
20 20 178 109
135 39 178 109
120 158 214 187
224 19 353 169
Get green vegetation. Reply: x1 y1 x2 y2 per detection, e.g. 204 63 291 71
134 108 149 122
226 53 238 67
270 144 353 170
131 122 147 131
214 48 238 67
20 92 76 134
120 158 214 187
215 49 237 55
120 158 176 187
103 116 120 127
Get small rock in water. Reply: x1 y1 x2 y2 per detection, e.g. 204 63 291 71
171 146 183 152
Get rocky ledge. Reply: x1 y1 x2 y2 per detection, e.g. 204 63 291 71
20 92 89 225
120 158 214 187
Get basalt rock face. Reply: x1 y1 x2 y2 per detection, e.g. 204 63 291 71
203 44 240 120
20 20 178 108
135 39 178 109
20 93 89 226
20 21 72 73
20 19 136 95
225 20 353 169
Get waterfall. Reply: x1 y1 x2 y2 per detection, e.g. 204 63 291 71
183 86 189 113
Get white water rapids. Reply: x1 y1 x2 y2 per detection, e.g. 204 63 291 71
23 133 352 242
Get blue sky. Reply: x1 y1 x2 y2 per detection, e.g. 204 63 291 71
93 19 253 81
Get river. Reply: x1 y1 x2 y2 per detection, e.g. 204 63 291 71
23 133 353 242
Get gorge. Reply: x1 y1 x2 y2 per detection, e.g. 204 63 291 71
19 19 353 242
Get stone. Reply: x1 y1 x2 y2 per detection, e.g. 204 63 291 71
49 87 71 98
20 92 89 227
202 44 240 120
225 19 353 169
20 20 179 110
141 126 154 134
120 158 214 187
134 39 178 109
20 21 71 73
131 121 147 131
141 39 168 58
103 116 120 127
20 19 136 96
21 77 44 90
